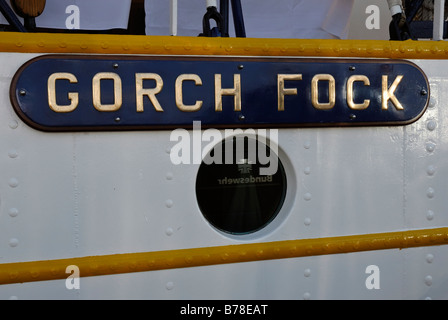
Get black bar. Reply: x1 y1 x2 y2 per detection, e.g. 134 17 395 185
0 0 26 32
231 0 246 37
220 0 229 37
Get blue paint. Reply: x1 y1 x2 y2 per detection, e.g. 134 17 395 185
11 55 429 131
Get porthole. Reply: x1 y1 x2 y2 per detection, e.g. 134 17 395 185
196 136 287 235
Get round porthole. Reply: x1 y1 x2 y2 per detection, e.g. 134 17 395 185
196 136 287 235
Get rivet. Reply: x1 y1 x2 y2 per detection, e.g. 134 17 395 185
349 114 356 120
165 227 174 236
9 208 18 218
147 260 155 268
8 178 19 188
19 89 26 96
9 238 19 247
9 120 18 129
304 193 312 201
426 142 436 153
426 210 435 221
165 199 173 208
349 66 356 71
426 120 436 131
421 89 427 96
304 218 311 226
166 281 175 290
304 269 311 277
113 63 119 69
8 150 18 159
114 117 121 123
426 188 435 199
424 275 433 286
50 268 59 276
427 165 436 176
303 292 311 300
428 97 436 109
304 141 311 149
166 172 173 180
431 45 439 54
426 254 434 263
165 258 175 267
304 167 311 175
237 64 244 70
238 114 245 121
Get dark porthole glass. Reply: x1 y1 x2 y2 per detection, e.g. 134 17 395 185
196 136 287 235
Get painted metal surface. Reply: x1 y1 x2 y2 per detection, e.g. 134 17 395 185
0 34 447 300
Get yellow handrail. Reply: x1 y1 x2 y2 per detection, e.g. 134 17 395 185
1 227 447 285
2 32 448 59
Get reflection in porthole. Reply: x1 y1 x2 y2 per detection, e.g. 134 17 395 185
196 136 287 235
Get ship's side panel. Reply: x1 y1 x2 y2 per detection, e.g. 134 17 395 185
0 49 447 299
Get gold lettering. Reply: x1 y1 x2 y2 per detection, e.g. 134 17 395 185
175 74 203 112
92 72 122 112
347 75 370 110
135 73 164 112
277 74 302 111
311 74 335 110
382 75 404 110
215 74 241 112
47 72 78 113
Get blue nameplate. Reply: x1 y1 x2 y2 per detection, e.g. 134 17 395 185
10 55 429 131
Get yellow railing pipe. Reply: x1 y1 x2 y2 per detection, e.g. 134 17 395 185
2 32 448 59
0 227 447 285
